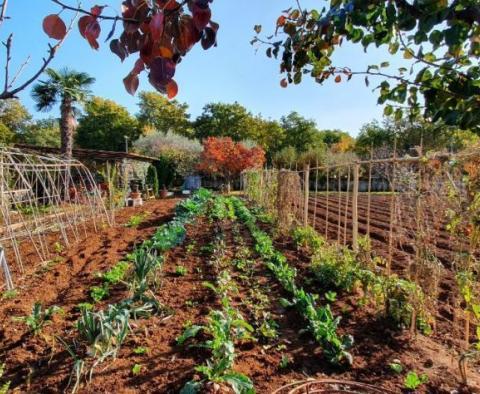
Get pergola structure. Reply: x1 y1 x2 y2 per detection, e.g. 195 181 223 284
0 147 111 289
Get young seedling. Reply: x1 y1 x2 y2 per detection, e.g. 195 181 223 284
389 361 403 374
133 347 148 355
1 289 18 300
103 261 130 285
90 285 109 303
15 302 62 335
131 364 143 375
175 265 188 277
53 241 64 254
279 354 291 370
76 303 94 312
404 371 428 390
0 363 10 394
325 291 337 303
125 212 148 228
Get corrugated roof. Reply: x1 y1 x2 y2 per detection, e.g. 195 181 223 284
14 144 158 163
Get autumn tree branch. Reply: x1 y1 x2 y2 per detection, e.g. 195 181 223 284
0 11 78 100
0 0 8 27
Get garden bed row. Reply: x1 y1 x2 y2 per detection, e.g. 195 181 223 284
0 192 477 393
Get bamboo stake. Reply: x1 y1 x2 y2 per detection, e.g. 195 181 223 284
352 163 360 252
387 139 398 276
303 164 310 227
325 167 330 239
343 167 351 246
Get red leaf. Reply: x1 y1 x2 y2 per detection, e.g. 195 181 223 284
157 0 179 11
149 56 176 85
176 15 201 53
90 5 104 17
280 78 288 88
150 12 164 42
277 15 287 27
192 3 211 31
133 58 145 74
335 75 342 83
201 27 216 50
85 19 101 50
166 79 178 99
78 15 92 38
110 39 128 62
140 35 154 64
43 14 67 40
123 72 139 95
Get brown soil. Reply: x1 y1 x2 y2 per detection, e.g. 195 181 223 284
309 194 474 346
0 198 478 393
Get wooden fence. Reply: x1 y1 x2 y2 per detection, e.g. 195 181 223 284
242 149 480 349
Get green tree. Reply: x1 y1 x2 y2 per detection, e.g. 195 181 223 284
272 146 298 169
355 121 395 156
20 118 61 147
0 99 31 145
355 119 479 157
280 111 324 154
0 99 31 133
137 91 193 137
248 117 286 159
76 97 141 152
134 131 202 188
0 123 15 145
31 68 95 158
194 102 255 141
256 1 480 131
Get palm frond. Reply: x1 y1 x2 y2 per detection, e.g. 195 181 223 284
31 68 96 112
31 82 59 112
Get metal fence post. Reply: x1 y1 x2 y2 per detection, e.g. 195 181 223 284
352 163 360 252
303 164 310 227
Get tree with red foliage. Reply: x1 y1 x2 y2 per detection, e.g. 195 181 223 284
198 137 265 192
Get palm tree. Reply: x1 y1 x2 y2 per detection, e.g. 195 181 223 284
32 68 95 158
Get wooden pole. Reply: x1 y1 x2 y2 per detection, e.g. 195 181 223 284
303 164 310 227
352 163 360 252
387 139 398 276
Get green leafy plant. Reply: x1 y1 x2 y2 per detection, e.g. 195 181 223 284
404 371 428 390
125 212 148 228
76 302 94 312
53 241 64 254
90 285 109 303
129 248 162 298
325 291 337 303
279 354 291 370
133 346 148 355
15 302 61 335
181 308 255 394
389 362 403 374
1 290 17 300
292 225 324 252
77 305 130 363
0 363 10 394
103 261 130 285
186 241 197 255
132 364 143 375
231 196 354 366
175 265 188 277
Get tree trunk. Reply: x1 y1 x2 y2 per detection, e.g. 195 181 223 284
60 97 76 159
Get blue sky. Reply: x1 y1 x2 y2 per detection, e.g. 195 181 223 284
4 1 400 136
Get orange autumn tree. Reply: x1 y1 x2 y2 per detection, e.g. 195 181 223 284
198 137 265 192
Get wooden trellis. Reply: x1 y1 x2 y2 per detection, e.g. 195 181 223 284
0 147 111 289
243 149 480 349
